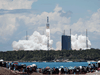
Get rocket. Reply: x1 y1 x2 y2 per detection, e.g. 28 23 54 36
46 16 50 50
46 16 49 29
46 16 50 37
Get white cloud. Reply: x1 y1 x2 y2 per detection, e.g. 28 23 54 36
54 4 62 12
71 8 100 34
18 5 71 34
0 0 37 10
56 41 61 50
0 14 19 42
0 0 38 42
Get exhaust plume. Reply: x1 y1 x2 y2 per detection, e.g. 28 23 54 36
12 31 53 50
71 34 91 50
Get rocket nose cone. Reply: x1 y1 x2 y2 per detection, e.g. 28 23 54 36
47 16 49 22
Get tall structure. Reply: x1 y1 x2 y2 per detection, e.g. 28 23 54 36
62 35 71 50
63 30 65 35
46 17 49 29
70 29 71 36
70 29 72 50
62 30 71 50
26 31 28 40
46 16 50 50
86 29 88 49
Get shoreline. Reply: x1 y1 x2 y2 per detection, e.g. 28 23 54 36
3 60 97 63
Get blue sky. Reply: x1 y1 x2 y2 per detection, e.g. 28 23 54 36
0 0 100 51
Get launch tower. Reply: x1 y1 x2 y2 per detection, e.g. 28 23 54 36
62 30 71 50
86 29 88 49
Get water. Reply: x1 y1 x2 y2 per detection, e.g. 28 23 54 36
17 62 97 68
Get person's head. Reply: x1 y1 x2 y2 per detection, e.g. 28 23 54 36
32 67 36 72
27 67 29 70
10 63 11 65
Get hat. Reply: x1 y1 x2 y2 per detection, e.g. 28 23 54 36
59 68 61 71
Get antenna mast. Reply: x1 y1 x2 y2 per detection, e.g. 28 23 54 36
63 30 65 35
86 29 88 49
70 29 71 36
26 31 28 40
70 29 71 50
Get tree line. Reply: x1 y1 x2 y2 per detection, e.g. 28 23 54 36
0 48 100 61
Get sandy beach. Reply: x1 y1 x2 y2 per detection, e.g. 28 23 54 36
0 67 43 75
0 67 18 75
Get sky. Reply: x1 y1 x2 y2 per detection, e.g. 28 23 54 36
0 0 100 51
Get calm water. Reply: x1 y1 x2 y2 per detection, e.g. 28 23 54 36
17 62 97 68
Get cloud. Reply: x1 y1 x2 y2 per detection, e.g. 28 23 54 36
54 4 62 12
59 10 73 17
0 0 37 42
0 9 37 15
71 8 100 34
0 0 37 10
56 41 61 50
17 4 71 34
0 14 19 42
54 4 73 17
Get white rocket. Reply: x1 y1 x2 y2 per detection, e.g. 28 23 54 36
46 17 50 50
46 16 49 29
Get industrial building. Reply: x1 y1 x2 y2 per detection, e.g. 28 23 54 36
62 35 71 50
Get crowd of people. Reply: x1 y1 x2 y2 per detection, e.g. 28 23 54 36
0 61 100 75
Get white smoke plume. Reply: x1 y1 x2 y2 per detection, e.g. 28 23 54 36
56 41 61 51
12 31 91 51
56 34 91 50
12 31 53 50
71 34 91 50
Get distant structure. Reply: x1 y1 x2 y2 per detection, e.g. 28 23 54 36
26 31 28 40
62 30 71 50
63 30 65 35
70 29 72 50
46 16 50 50
86 29 88 49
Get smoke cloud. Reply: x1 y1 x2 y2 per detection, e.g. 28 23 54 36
12 31 91 51
12 31 53 50
71 34 91 50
